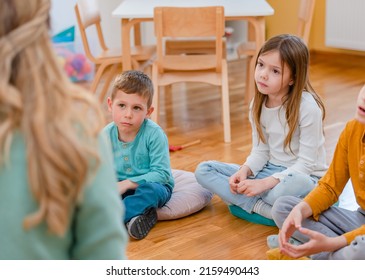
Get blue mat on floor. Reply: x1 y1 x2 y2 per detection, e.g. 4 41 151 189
228 205 277 227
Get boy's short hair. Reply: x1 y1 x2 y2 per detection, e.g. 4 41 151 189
111 70 154 108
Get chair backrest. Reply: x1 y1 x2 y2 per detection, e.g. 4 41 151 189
297 0 316 44
74 0 108 63
153 6 225 72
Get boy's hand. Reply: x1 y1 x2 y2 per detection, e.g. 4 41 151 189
117 180 138 194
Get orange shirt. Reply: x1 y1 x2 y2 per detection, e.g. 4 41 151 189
304 119 365 244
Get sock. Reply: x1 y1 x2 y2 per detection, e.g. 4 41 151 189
252 199 272 219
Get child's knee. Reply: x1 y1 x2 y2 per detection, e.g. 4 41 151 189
137 182 160 195
281 173 316 197
349 235 365 259
330 235 365 259
271 196 297 227
195 161 213 179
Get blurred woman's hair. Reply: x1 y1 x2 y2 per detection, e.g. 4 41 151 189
0 0 105 236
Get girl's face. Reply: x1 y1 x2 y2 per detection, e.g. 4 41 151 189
254 50 294 102
355 85 365 125
107 90 154 142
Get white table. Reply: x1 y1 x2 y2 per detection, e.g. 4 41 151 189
112 0 274 70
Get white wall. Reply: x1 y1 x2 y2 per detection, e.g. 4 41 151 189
98 0 122 48
50 0 77 36
50 0 122 51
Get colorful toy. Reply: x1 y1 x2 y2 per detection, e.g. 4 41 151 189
54 45 94 82
52 26 94 82
169 139 201 152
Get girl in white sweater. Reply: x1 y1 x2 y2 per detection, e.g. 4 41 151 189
195 34 327 223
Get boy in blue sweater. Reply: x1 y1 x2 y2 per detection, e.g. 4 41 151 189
104 70 174 240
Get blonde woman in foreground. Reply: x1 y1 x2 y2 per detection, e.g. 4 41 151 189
0 0 127 259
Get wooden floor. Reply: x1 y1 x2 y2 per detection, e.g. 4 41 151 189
91 51 365 260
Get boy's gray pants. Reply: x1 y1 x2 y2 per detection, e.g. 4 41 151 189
272 196 365 260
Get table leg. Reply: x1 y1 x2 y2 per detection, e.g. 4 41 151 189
134 23 141 46
246 16 266 105
121 18 132 71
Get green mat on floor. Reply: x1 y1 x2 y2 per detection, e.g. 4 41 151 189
228 205 277 227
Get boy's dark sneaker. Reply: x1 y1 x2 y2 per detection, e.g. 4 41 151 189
126 208 157 240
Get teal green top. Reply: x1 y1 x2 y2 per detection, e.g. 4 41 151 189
103 119 174 190
0 132 128 260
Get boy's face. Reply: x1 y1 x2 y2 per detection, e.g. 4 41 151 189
107 90 154 141
355 85 365 125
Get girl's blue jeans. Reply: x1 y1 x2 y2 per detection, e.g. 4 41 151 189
195 160 319 213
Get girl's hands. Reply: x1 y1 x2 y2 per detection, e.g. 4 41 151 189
229 165 279 196
236 176 279 196
229 165 252 194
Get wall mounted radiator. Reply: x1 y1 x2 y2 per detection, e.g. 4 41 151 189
325 0 365 51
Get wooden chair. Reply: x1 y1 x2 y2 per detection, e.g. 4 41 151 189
151 6 231 143
165 38 227 58
74 0 155 102
237 0 317 105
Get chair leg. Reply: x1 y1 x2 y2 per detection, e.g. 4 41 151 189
150 63 159 123
98 64 119 103
137 54 156 75
165 84 173 96
131 58 140 70
90 63 111 96
221 61 231 143
245 55 254 105
144 63 153 78
236 43 243 58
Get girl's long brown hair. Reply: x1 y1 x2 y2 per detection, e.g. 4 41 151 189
0 0 105 236
251 34 325 152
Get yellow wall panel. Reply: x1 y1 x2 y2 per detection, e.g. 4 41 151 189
266 0 365 56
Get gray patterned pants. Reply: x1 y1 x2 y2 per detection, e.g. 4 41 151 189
272 196 365 260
